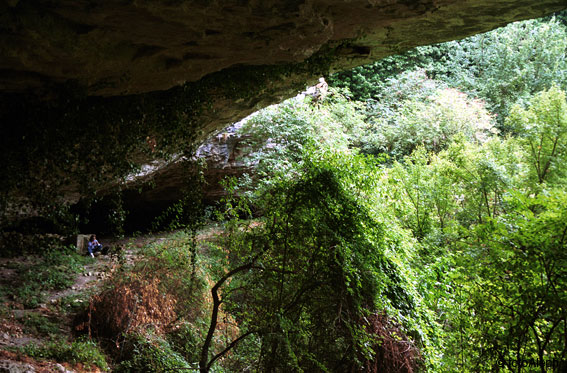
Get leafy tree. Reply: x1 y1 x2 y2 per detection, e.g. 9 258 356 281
442 139 515 227
456 190 567 372
360 70 496 158
388 148 436 240
236 89 364 192
200 149 440 372
506 85 567 188
438 17 567 130
327 44 450 101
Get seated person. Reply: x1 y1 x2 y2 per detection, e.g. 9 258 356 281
87 234 103 257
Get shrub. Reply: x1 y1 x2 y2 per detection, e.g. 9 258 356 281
115 334 193 373
166 322 203 364
87 275 177 340
21 313 60 336
362 71 496 158
18 338 109 371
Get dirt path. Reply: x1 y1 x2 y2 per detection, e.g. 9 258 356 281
0 234 159 372
0 254 112 372
0 232 190 371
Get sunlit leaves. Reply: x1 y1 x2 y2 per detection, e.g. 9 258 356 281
440 17 567 130
360 71 496 158
507 85 567 187
458 190 567 370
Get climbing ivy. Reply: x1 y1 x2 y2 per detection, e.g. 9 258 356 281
0 43 341 237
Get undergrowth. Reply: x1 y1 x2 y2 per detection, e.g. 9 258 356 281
83 229 238 370
114 333 194 373
15 337 109 371
21 313 61 337
6 246 90 308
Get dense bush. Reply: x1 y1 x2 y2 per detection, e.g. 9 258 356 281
236 88 362 191
360 71 496 158
438 17 567 130
6 246 89 308
328 44 450 101
195 149 442 372
115 334 193 373
18 338 109 371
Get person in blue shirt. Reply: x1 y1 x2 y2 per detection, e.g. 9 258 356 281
87 234 103 258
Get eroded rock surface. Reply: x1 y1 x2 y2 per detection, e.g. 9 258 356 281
1 0 564 96
121 123 252 229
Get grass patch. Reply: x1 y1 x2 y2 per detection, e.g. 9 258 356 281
5 246 90 308
20 247 90 290
21 313 61 336
16 337 109 371
10 285 46 309
115 333 193 373
57 293 91 313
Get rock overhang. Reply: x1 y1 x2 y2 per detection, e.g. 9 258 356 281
0 0 566 227
2 0 565 96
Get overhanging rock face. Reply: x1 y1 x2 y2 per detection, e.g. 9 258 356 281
0 0 565 224
1 0 565 96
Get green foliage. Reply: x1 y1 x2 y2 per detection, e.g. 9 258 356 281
360 70 496 158
18 338 109 371
438 17 567 130
7 246 89 308
329 16 567 135
369 88 567 372
236 88 361 190
506 85 567 187
167 322 204 365
443 139 514 226
206 149 439 371
389 148 437 239
115 334 192 373
198 19 567 371
103 193 127 236
207 70 567 372
143 234 206 307
27 248 87 288
21 313 61 336
11 285 46 310
451 190 567 371
199 77 567 373
328 44 450 101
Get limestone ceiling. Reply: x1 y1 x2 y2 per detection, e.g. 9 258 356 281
1 0 565 97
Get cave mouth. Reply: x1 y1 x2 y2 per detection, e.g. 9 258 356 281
1 1 565 246
71 190 223 236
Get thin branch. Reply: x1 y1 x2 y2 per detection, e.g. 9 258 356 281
199 259 258 373
207 330 256 370
540 135 560 183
